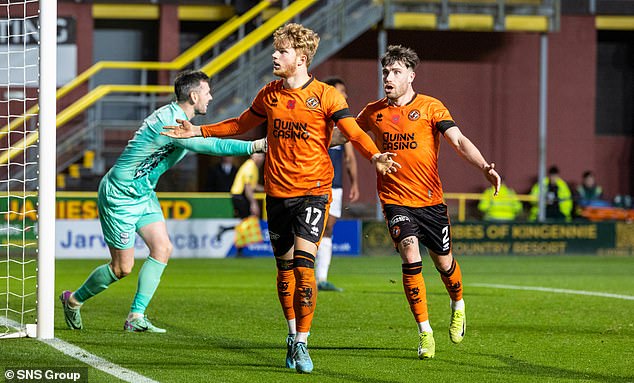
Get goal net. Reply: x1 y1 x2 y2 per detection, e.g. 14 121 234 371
0 0 56 339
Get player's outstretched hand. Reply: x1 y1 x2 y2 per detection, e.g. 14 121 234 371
483 163 501 195
251 137 268 153
162 119 202 138
372 152 401 175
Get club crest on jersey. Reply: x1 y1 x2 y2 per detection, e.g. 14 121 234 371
408 109 420 121
305 97 319 109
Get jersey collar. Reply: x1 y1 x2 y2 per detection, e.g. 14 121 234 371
387 92 418 107
301 75 315 89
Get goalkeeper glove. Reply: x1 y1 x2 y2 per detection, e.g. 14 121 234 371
252 137 268 153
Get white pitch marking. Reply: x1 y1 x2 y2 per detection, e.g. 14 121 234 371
2 318 158 383
42 338 160 383
471 283 634 301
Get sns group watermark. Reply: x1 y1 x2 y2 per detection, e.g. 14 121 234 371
4 368 87 383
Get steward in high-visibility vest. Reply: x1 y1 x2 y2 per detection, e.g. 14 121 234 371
529 166 573 221
478 183 523 221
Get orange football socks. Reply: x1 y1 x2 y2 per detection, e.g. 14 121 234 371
402 261 428 323
276 259 296 322
438 258 463 302
293 250 317 333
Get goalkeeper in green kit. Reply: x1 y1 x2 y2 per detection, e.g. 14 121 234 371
60 70 266 333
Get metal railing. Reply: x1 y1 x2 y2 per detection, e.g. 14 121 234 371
199 0 383 124
0 0 273 135
59 0 380 175
0 0 277 166
0 0 314 189
1 0 563 189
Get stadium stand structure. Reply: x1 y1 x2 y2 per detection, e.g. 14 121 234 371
1 0 601 191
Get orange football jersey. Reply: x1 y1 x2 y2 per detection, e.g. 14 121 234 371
251 77 352 198
357 94 454 207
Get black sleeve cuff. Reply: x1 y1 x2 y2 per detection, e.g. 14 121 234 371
436 120 456 134
331 108 354 123
249 106 266 118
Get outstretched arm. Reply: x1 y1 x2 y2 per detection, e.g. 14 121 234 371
337 117 400 175
163 109 265 139
172 136 267 156
444 126 501 195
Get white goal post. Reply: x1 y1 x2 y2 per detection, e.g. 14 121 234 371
0 0 56 339
38 0 57 340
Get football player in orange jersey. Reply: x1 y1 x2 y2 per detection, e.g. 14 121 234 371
338 45 500 359
162 23 399 374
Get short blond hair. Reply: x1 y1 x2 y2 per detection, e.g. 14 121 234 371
273 23 320 67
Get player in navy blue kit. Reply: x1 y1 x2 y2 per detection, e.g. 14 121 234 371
316 78 359 292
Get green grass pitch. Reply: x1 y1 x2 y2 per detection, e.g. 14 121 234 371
1 255 633 382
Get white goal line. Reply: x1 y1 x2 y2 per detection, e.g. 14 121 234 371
1 318 159 383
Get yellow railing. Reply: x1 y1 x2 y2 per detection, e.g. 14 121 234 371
0 85 172 164
0 0 316 166
445 192 535 221
201 0 315 74
0 1 273 139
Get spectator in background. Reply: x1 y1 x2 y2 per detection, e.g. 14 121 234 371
211 153 265 257
231 153 265 219
315 77 360 292
529 165 573 221
207 156 238 192
478 179 523 221
575 170 605 207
